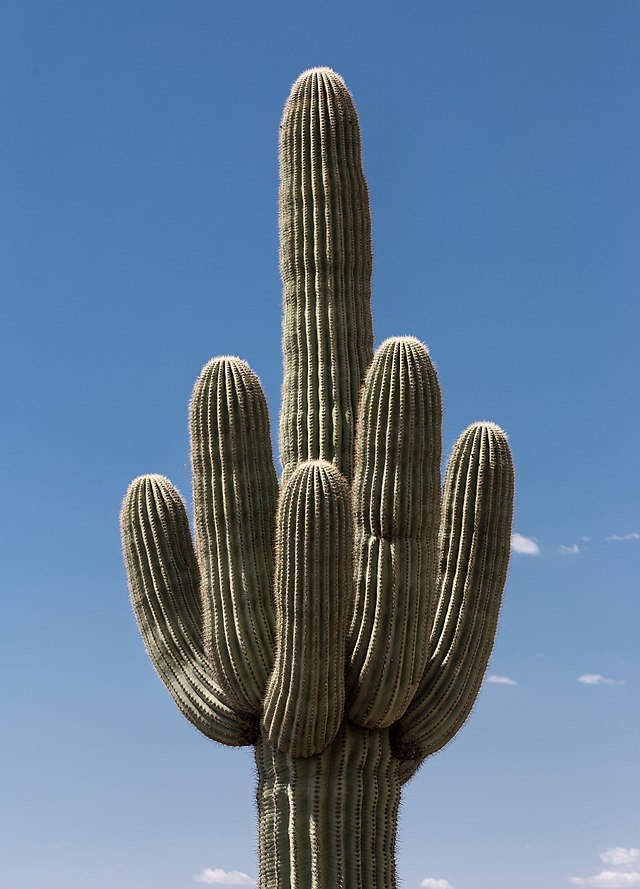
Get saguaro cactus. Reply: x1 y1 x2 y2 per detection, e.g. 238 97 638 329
121 67 514 888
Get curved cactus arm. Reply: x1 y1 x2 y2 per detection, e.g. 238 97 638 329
346 337 442 728
190 357 278 714
279 67 374 484
121 475 258 746
392 423 514 772
263 460 352 757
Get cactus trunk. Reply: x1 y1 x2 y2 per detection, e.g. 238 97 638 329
256 723 400 889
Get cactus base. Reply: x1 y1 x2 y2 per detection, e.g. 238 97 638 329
256 722 400 888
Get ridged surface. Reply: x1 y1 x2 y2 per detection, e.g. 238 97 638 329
347 337 442 727
263 460 351 757
279 67 374 484
191 357 278 713
392 423 514 766
120 475 258 746
121 65 517 889
256 722 399 889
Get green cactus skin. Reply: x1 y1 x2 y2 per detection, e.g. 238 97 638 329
347 336 442 728
263 460 351 757
279 67 373 486
257 722 399 889
190 357 278 713
392 421 515 778
121 474 258 745
120 67 515 889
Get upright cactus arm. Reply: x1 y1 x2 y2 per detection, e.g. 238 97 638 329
263 460 352 758
392 422 514 775
191 357 279 714
120 475 258 746
120 357 278 742
346 336 442 728
279 67 373 484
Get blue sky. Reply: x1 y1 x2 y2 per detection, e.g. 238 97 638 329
2 2 638 888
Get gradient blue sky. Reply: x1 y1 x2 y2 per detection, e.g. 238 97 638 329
2 2 638 889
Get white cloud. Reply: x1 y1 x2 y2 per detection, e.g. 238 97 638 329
486 674 518 686
558 544 581 555
194 870 256 886
578 674 625 686
421 879 455 889
601 850 640 867
512 533 540 555
569 871 640 887
607 533 640 542
581 536 592 542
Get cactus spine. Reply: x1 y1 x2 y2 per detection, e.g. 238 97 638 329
121 67 514 889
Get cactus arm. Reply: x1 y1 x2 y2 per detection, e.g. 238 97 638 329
392 423 514 770
263 460 351 757
346 337 442 728
121 475 258 746
190 357 278 714
279 67 374 484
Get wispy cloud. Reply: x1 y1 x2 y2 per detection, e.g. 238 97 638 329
600 850 640 868
558 544 581 555
569 871 640 887
486 674 518 686
607 532 640 542
194 870 256 886
421 879 455 889
578 674 625 686
511 533 540 555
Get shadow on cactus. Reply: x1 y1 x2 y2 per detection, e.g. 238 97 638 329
121 67 515 889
